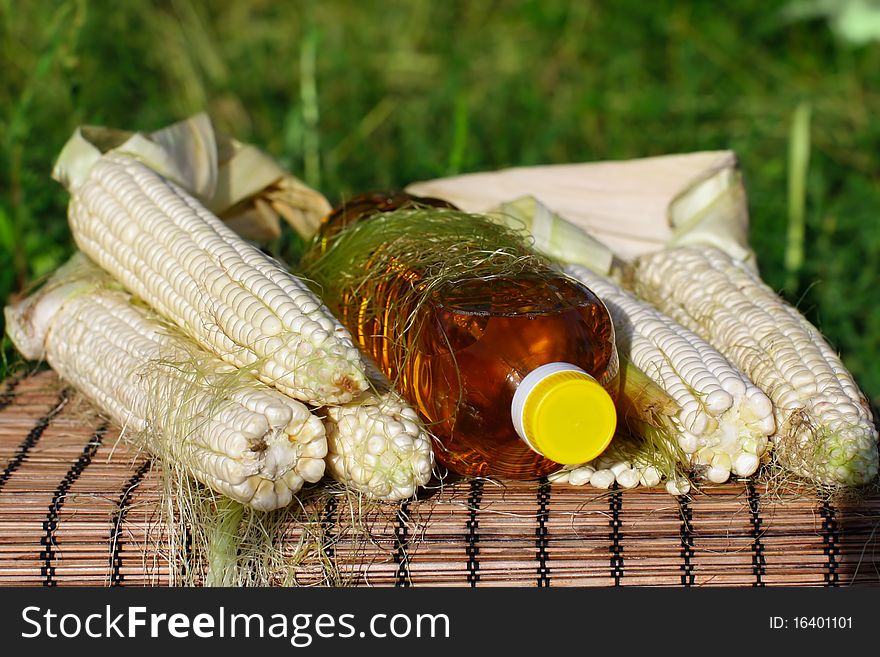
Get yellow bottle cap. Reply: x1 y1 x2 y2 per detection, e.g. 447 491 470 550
511 362 617 465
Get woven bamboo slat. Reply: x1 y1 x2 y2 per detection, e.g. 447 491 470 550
0 371 878 587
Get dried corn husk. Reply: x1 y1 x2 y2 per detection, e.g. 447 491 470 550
407 151 755 267
52 113 330 241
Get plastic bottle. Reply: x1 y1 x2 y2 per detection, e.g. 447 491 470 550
311 192 619 479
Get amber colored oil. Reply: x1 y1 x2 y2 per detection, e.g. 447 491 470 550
318 193 619 479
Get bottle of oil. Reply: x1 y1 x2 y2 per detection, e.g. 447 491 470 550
308 192 619 480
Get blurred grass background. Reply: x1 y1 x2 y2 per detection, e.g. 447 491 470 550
1 0 879 402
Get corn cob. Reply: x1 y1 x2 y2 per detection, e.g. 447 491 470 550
67 152 367 405
321 379 434 501
4 256 327 511
633 245 879 487
566 264 775 484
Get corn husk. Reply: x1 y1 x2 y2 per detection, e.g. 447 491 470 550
52 113 330 241
407 150 755 267
487 195 615 274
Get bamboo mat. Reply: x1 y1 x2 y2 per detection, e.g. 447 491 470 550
1 372 878 587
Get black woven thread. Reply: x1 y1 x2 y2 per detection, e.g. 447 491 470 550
180 525 194 584
321 495 339 579
536 478 551 587
0 389 68 493
609 487 624 585
393 501 411 587
465 479 483 587
0 373 24 413
41 423 107 586
679 495 695 586
819 499 840 586
322 495 339 559
746 480 767 586
109 458 152 586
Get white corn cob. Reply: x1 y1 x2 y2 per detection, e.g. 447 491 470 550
4 257 327 511
566 265 775 484
633 245 879 486
321 387 434 501
67 152 367 405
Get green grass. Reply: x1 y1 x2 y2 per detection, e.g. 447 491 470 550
2 0 880 403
